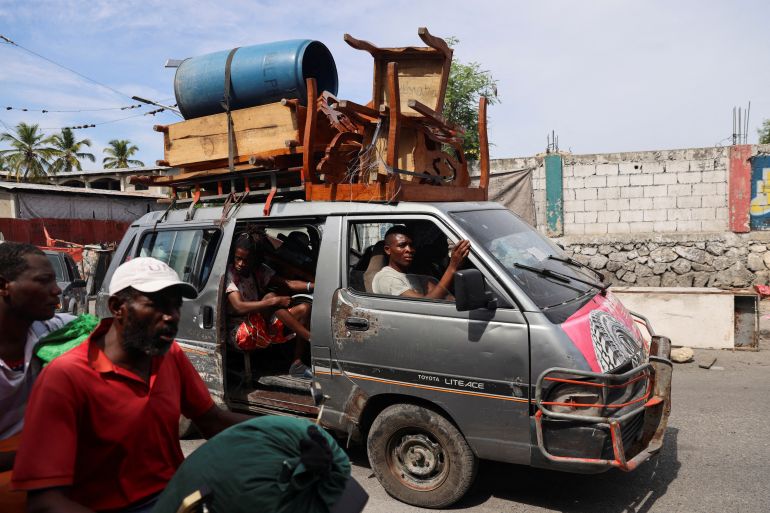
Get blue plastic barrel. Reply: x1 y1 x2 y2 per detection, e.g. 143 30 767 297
174 40 338 119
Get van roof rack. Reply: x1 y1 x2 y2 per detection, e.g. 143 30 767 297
132 28 491 209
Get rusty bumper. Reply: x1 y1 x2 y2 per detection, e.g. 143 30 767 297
533 335 673 472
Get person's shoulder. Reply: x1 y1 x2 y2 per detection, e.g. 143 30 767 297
30 313 76 339
374 266 396 279
37 342 88 385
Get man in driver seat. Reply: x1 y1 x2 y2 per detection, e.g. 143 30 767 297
372 225 470 300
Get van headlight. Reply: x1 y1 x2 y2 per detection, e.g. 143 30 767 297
546 384 603 417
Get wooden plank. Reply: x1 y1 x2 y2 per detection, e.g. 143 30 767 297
377 59 444 115
306 181 486 203
302 78 318 186
397 182 487 202
164 102 300 168
418 27 453 61
307 183 390 202
478 96 490 198
386 62 403 194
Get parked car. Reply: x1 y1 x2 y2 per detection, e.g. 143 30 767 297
45 249 87 315
97 200 673 508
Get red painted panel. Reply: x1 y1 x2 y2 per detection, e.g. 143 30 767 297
729 144 752 233
0 218 129 245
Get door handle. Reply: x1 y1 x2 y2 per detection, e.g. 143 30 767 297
201 306 214 329
345 317 369 331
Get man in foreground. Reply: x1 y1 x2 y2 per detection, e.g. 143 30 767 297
12 257 248 513
372 225 471 299
0 242 73 512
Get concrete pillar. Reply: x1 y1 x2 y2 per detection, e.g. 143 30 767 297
729 145 751 233
545 154 564 236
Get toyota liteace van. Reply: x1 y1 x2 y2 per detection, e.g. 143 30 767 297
97 200 672 508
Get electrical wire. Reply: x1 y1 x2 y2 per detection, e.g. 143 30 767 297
40 108 168 131
1 34 136 101
5 104 145 113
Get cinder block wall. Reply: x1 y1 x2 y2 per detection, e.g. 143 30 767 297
538 147 729 235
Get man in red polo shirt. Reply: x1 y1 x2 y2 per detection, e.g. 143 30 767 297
12 257 248 513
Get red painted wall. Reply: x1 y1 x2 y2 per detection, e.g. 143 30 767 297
729 145 752 233
0 218 129 245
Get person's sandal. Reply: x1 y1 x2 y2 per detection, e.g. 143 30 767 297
289 361 313 379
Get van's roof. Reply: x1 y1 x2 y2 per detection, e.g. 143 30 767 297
132 200 506 226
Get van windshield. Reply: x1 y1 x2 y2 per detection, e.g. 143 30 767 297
451 209 601 310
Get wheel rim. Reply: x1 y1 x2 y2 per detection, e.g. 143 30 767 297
385 429 449 491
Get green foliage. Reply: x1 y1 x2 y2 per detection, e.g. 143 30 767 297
50 128 95 174
443 37 499 161
759 119 770 145
0 122 59 181
102 139 144 168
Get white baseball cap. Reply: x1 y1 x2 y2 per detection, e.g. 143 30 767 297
109 257 198 299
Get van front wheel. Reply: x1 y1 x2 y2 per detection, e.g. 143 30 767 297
367 404 477 508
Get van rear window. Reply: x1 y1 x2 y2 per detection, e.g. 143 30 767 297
138 229 220 290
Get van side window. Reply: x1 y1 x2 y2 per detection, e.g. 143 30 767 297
138 229 220 290
348 220 474 302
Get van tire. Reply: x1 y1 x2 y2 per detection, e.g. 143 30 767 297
367 404 477 508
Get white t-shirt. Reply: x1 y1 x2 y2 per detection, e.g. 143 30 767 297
0 313 74 439
372 266 428 296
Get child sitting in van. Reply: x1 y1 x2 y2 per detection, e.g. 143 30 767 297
226 232 314 378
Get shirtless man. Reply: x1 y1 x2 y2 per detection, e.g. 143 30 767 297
372 225 471 299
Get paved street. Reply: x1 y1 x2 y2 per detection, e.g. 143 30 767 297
182 331 770 512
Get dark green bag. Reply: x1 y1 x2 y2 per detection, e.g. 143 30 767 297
152 416 351 513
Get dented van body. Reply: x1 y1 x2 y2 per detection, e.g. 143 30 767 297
98 200 672 508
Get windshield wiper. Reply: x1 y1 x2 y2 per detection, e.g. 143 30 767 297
514 262 609 293
547 254 609 291
548 254 604 279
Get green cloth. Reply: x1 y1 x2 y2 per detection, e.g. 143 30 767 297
34 314 99 365
152 416 351 513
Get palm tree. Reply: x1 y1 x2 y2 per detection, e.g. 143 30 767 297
50 128 95 174
0 122 59 181
102 139 144 168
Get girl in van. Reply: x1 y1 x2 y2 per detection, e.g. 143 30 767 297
225 232 314 379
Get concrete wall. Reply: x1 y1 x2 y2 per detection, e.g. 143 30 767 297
483 144 770 288
0 191 15 218
482 146 731 236
558 147 729 235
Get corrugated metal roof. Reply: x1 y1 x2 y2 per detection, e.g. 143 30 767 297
0 181 165 198
0 166 172 179
54 166 173 177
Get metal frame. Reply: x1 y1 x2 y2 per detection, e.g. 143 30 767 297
534 335 673 471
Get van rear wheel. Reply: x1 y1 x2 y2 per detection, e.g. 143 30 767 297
367 404 477 508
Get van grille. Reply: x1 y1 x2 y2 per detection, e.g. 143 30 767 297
600 411 644 460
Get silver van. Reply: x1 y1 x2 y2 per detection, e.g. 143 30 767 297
97 200 672 508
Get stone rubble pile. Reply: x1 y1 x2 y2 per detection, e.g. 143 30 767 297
557 233 770 288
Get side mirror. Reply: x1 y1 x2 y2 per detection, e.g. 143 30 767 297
455 269 497 312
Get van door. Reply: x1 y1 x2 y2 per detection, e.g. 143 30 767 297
131 223 229 398
333 215 532 464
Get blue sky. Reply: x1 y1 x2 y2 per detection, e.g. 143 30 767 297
1 0 769 169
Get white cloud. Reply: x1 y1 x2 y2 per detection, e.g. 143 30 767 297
1 0 769 165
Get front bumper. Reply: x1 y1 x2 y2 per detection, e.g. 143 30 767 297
533 322 673 472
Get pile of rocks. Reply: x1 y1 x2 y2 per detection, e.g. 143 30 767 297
557 232 770 288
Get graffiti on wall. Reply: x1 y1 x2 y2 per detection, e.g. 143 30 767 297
749 155 770 230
